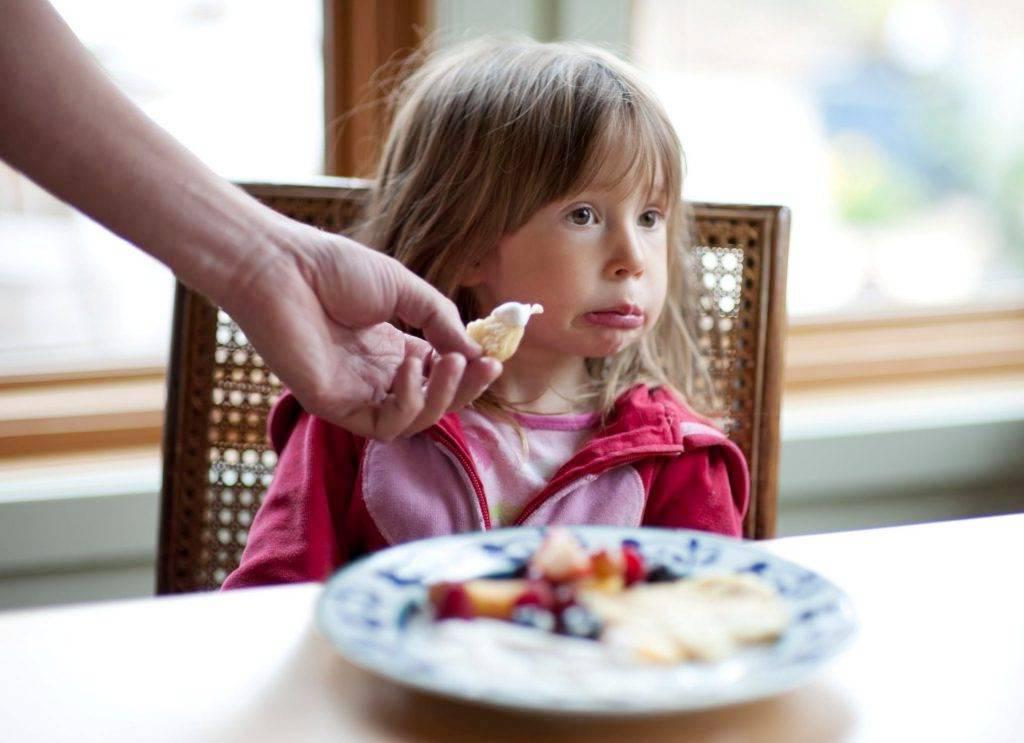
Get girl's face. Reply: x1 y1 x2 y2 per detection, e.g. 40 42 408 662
466 171 670 363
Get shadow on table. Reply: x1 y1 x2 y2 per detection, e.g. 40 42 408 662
224 623 855 743
357 676 855 743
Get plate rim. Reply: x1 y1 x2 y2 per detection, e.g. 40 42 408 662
315 525 858 716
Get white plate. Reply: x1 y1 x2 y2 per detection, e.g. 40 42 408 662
316 526 856 716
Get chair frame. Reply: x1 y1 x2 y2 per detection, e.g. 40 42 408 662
158 178 788 594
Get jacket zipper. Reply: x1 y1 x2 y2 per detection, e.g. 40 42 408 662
511 445 683 526
429 431 492 530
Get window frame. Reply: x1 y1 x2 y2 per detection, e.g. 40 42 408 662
785 304 1024 391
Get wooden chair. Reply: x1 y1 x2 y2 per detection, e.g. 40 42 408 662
158 179 789 594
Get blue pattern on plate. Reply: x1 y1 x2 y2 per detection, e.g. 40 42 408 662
316 527 857 715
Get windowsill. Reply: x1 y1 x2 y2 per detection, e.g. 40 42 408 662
0 446 160 504
0 446 160 576
782 372 1024 440
780 372 1024 504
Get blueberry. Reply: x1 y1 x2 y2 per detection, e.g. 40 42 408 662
645 565 683 583
510 605 556 632
559 605 603 639
486 563 528 580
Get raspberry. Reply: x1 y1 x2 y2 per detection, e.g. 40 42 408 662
434 583 474 620
621 545 646 586
645 565 681 583
513 579 555 610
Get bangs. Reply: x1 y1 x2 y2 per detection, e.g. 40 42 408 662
494 45 685 231
571 105 683 207
542 47 683 207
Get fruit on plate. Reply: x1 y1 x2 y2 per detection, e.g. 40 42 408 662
428 529 637 627
527 526 593 583
430 579 528 620
425 528 790 664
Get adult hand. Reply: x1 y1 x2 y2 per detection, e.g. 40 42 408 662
224 218 502 439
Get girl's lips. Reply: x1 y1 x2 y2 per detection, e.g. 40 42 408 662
583 311 645 329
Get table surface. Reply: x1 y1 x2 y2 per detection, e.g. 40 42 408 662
2 514 1023 743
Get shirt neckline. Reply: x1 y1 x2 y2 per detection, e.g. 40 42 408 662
511 410 600 431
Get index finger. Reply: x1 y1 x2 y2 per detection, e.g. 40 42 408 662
389 265 482 360
447 356 503 413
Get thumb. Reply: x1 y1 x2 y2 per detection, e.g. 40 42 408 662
391 267 482 359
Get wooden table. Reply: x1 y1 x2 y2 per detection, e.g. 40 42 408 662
2 514 1023 742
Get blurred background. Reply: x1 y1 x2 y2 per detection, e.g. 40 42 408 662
2 0 1022 610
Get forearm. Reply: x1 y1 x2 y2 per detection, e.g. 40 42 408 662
0 0 284 301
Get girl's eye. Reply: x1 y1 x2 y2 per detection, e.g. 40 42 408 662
567 207 595 226
638 210 662 228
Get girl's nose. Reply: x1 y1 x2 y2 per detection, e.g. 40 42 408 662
605 228 646 280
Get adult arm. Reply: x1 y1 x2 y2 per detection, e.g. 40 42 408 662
0 0 500 438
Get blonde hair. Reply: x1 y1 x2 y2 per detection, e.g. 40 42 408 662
355 37 707 419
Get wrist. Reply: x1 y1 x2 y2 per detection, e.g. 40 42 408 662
158 184 292 311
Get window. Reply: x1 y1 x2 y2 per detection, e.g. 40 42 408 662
633 0 1024 319
0 0 322 377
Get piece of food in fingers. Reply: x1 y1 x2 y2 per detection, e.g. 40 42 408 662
466 302 543 361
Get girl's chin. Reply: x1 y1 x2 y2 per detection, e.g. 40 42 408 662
583 328 643 356
515 330 642 362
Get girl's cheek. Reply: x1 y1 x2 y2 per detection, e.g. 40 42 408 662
645 293 668 330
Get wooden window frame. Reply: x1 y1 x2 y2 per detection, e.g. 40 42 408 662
323 0 432 177
786 305 1024 392
0 367 166 459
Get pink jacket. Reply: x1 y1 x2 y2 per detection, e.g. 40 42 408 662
223 385 749 589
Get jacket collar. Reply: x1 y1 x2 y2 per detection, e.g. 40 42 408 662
434 384 705 471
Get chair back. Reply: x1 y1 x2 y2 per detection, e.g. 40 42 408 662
158 178 789 594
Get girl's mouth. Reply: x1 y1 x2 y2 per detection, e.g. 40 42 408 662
583 305 645 329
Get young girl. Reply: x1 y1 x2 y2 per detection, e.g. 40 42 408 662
223 38 748 589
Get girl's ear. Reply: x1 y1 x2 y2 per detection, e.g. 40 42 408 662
459 257 488 288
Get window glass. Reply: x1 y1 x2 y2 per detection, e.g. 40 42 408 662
0 0 322 375
633 0 1024 317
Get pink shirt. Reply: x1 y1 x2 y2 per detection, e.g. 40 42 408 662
458 408 599 526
